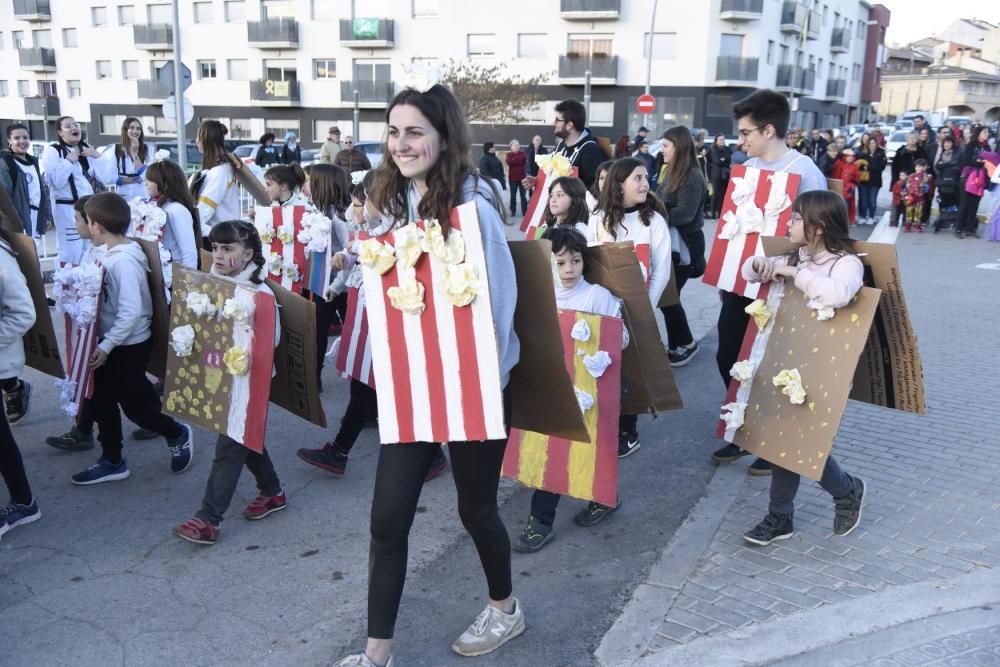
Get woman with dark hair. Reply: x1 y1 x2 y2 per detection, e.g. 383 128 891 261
542 176 590 233
100 117 151 200
1 124 50 243
933 135 962 232
955 125 991 239
191 120 240 239
707 134 732 218
655 126 707 367
588 160 614 209
613 134 631 158
335 81 520 667
857 138 887 225
254 132 281 170
144 160 200 269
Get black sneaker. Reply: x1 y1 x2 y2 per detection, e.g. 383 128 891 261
743 512 794 546
132 428 159 441
425 447 448 481
3 380 31 425
574 498 621 527
297 442 349 475
618 432 640 458
711 443 748 464
834 476 866 537
668 342 699 368
513 515 554 553
748 457 772 476
45 426 95 452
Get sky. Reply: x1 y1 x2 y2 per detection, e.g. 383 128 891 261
877 0 1000 46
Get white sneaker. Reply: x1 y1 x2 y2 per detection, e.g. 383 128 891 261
451 599 525 656
333 654 393 667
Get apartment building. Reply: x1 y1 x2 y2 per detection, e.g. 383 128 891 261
0 0 887 149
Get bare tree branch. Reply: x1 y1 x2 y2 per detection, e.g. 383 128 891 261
440 60 551 125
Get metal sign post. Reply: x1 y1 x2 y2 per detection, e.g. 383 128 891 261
172 0 186 170
353 89 360 141
584 70 592 124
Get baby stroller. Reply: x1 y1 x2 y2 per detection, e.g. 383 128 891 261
934 163 962 233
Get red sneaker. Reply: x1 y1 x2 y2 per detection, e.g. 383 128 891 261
174 517 219 545
903 224 911 232
915 224 923 233
243 492 287 520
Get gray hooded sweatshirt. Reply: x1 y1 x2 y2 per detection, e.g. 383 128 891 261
97 240 153 355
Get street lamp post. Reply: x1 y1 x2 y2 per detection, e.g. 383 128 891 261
171 0 186 171
642 0 659 130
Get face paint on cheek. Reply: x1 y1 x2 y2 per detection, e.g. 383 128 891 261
228 256 239 269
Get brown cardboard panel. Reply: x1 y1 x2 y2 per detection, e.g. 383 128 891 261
8 232 63 378
762 237 925 414
199 249 213 273
656 261 680 308
827 178 844 197
734 285 881 481
265 280 327 428
136 239 170 380
507 240 590 442
583 242 683 414
230 154 271 206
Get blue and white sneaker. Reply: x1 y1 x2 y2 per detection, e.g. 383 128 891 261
71 458 130 486
0 498 41 541
167 423 193 474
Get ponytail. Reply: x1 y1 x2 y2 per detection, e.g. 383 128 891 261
266 163 307 192
208 220 266 284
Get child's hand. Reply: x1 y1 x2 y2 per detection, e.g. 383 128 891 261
753 257 778 282
772 264 799 279
331 253 347 270
88 348 108 370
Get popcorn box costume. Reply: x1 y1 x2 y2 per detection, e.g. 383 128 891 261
519 156 577 240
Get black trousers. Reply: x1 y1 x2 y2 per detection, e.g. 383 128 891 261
710 178 728 216
334 379 379 453
0 408 32 506
659 263 694 349
312 291 348 381
957 188 982 234
716 290 753 388
367 391 512 639
509 179 527 216
91 339 183 463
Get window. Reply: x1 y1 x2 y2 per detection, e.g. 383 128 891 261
311 0 337 19
32 29 52 48
12 31 25 49
96 60 112 79
829 61 836 78
642 32 677 59
154 116 176 136
147 3 170 23
588 101 614 127
193 2 213 23
568 33 613 58
467 33 496 56
766 40 774 65
118 5 135 25
313 59 336 79
262 0 295 20
0 81 7 97
92 6 108 26
225 0 246 21
719 34 743 58
68 80 82 98
313 119 352 142
122 60 140 80
17 80 30 97
198 60 217 79
225 118 254 139
858 20 865 39
517 33 546 58
412 0 439 16
265 119 300 140
101 114 125 134
227 59 248 80
37 80 56 97
852 63 861 81
63 28 78 47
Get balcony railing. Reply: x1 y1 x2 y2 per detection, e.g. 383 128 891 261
559 0 621 19
250 79 300 106
825 78 847 99
780 1 807 33
137 79 170 100
558 54 618 83
831 27 851 53
247 19 299 48
339 19 394 47
23 95 59 118
716 56 759 83
18 47 56 71
340 80 395 106
775 64 815 94
133 23 173 49
719 0 763 20
14 0 51 21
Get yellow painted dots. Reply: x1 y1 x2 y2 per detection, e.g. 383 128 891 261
850 313 859 323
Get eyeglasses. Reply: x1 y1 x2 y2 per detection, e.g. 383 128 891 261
737 125 767 139
554 117 566 125
344 141 353 145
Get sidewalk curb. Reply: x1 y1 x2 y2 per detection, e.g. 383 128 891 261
594 462 746 667
628 568 1000 667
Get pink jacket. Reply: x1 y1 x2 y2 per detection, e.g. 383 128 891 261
742 247 863 309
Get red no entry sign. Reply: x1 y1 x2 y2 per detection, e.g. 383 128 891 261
637 94 656 114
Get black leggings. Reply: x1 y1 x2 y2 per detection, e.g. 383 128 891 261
367 393 512 639
0 408 32 506
310 291 348 381
659 263 694 349
716 290 753 387
957 188 982 235
334 379 378 453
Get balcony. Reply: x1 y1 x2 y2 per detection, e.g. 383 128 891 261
719 0 763 20
247 19 299 49
23 96 59 119
807 10 821 39
339 19 394 48
137 79 170 101
18 47 56 72
558 54 618 85
340 80 395 107
559 0 620 20
824 78 847 100
133 23 173 50
13 0 51 21
780 1 807 33
775 64 815 95
250 79 300 106
831 27 851 53
716 56 759 85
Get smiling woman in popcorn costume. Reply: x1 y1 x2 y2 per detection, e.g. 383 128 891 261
334 69 522 667
736 189 867 548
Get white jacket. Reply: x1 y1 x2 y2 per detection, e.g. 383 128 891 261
194 163 240 234
100 145 151 201
161 200 198 269
41 143 116 204
0 239 36 379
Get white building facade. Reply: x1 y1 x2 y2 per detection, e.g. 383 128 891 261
1 0 881 148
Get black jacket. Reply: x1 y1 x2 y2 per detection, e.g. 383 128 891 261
525 145 548 177
707 145 732 182
891 146 927 183
479 152 505 188
809 137 830 162
280 143 302 164
255 145 281 169
553 130 605 189
860 149 887 189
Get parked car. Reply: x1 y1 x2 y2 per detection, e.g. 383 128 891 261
884 130 909 161
353 140 384 169
234 142 284 166
299 148 319 168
